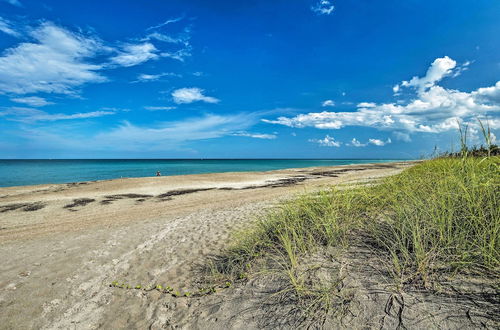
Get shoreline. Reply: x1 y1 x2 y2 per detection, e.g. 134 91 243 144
0 159 414 189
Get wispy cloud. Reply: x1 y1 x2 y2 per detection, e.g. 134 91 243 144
143 106 176 111
91 113 257 150
146 16 184 31
357 102 376 108
143 19 192 61
11 96 53 107
172 87 220 104
322 99 335 107
264 56 500 134
232 131 277 139
146 32 188 45
110 42 158 67
309 135 340 147
311 0 334 15
134 72 180 83
0 107 115 123
0 17 21 37
0 22 106 95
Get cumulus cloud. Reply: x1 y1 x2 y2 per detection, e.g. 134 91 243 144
322 100 335 107
172 87 220 104
348 137 391 147
368 138 391 146
311 0 334 15
396 56 457 93
11 96 53 107
309 135 341 147
0 107 115 123
349 138 366 147
232 131 277 139
263 56 500 135
0 22 106 95
475 81 500 104
110 43 158 67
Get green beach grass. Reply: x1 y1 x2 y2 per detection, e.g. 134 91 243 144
209 140 499 315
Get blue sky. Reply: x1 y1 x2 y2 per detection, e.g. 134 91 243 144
0 0 499 159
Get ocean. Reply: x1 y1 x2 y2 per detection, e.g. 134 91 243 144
0 159 405 187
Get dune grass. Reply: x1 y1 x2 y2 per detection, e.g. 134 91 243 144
210 154 499 309
371 156 499 286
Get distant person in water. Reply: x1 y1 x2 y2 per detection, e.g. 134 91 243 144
156 171 161 177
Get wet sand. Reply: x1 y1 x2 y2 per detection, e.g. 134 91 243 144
0 161 419 329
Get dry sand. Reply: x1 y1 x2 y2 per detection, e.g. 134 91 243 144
1 161 495 329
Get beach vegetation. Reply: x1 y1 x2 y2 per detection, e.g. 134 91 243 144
208 124 499 316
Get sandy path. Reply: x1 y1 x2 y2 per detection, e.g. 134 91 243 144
0 162 413 329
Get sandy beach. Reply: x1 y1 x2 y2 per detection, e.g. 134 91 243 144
0 162 419 329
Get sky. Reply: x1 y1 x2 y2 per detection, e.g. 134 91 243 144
0 0 499 159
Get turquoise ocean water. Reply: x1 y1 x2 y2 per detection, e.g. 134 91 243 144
0 159 405 187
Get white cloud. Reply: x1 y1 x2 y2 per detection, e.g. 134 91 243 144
349 138 366 147
172 87 220 104
146 32 188 45
110 43 158 67
311 0 334 15
475 81 500 104
322 99 335 107
348 137 391 147
490 132 497 144
357 102 376 108
7 112 263 155
0 107 115 122
368 138 391 146
146 16 184 31
232 131 277 139
0 22 106 95
135 72 180 82
92 113 257 150
160 48 191 62
144 106 176 111
11 96 53 107
396 56 456 93
264 56 500 135
309 135 341 147
0 17 21 37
